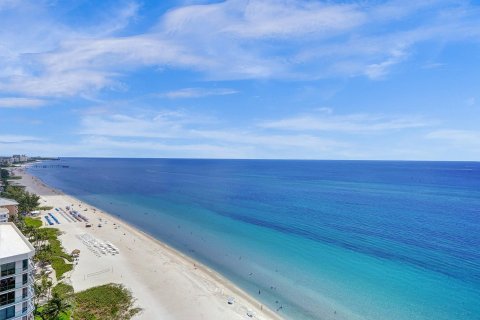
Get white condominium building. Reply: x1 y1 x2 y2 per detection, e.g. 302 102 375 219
0 223 35 320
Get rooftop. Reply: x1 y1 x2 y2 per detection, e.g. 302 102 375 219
0 197 19 206
0 223 34 259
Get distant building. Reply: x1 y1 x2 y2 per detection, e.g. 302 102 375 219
0 222 35 320
0 198 19 217
0 157 13 166
11 156 28 164
0 208 8 223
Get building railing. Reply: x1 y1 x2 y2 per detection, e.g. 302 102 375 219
0 285 34 301
0 292 34 310
0 274 35 294
0 265 35 280
10 301 35 320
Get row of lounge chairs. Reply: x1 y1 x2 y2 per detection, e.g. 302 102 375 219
45 212 61 225
76 233 119 257
55 207 75 222
48 212 60 224
54 207 90 223
44 215 54 225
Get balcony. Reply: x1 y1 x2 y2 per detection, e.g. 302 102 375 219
0 275 35 294
24 261 34 272
0 292 34 310
0 265 35 281
8 301 35 320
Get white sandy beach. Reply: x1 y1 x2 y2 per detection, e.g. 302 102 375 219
13 167 282 320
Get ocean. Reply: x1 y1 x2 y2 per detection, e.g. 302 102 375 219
28 158 480 320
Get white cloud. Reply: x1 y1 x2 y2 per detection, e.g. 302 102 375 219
95 1 141 36
0 97 47 108
259 112 434 133
426 129 480 146
76 110 345 158
74 134 342 159
73 108 444 159
79 111 198 138
160 87 238 99
0 134 42 144
364 48 407 79
1 0 479 97
422 129 480 160
162 0 366 39
3 107 474 160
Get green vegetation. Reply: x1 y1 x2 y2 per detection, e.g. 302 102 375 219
35 308 71 320
18 218 73 281
34 271 53 308
0 178 53 212
0 168 9 179
43 292 72 319
42 229 74 262
35 283 141 320
52 283 74 299
35 291 72 320
51 257 73 280
1 168 11 188
36 283 75 319
1 185 40 213
18 217 75 320
25 216 43 228
74 284 142 320
32 228 73 280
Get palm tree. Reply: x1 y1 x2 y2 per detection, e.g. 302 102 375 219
46 279 53 300
40 292 72 320
33 281 43 306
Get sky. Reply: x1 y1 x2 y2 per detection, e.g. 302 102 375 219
0 0 479 160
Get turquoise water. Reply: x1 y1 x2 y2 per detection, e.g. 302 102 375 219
28 159 480 319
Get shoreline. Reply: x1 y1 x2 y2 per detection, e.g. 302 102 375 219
14 166 283 320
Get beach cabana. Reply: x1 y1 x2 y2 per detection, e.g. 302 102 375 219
72 249 81 257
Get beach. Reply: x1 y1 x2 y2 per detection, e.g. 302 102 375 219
13 166 282 320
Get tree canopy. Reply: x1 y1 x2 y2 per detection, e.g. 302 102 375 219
1 185 40 213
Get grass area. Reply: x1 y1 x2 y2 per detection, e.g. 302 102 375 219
32 227 73 280
39 228 73 280
49 237 74 262
74 284 142 320
36 228 72 260
25 216 43 228
7 175 22 180
51 257 73 280
52 283 74 298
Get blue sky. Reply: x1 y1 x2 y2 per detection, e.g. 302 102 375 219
0 0 479 160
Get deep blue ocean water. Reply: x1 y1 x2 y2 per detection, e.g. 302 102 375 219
28 159 480 320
